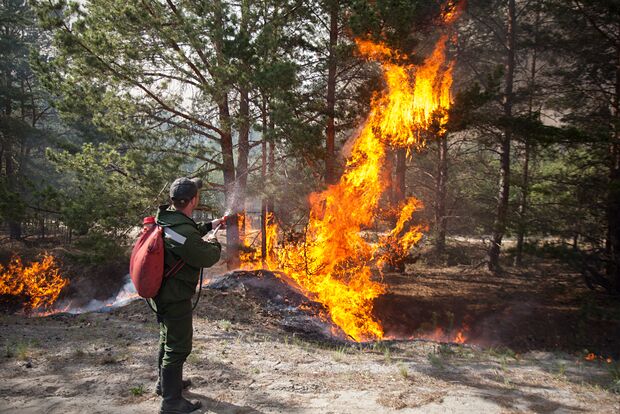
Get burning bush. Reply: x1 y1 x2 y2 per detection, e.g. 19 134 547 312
0 254 69 311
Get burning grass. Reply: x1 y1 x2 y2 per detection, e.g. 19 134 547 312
0 253 69 311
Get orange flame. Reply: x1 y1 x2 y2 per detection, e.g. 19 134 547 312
239 213 279 269
241 34 455 341
0 254 69 310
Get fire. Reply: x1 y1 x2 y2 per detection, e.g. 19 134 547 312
454 330 466 344
239 213 279 269
0 254 69 310
584 353 614 363
240 25 456 341
400 325 468 344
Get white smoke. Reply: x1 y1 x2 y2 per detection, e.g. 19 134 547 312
59 274 139 315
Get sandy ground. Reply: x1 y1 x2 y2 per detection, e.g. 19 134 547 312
1 281 619 414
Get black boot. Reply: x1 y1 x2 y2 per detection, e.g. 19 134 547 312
155 347 191 396
156 377 192 396
159 365 201 414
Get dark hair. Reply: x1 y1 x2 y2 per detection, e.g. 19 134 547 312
172 198 190 209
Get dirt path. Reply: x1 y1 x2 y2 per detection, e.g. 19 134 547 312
1 287 619 414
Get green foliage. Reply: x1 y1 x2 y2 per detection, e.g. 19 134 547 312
349 0 442 58
0 1 60 235
129 385 145 397
47 142 180 241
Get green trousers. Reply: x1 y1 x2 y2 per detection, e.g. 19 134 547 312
152 299 193 368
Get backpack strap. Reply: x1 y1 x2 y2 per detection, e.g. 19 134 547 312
161 226 186 278
164 258 185 278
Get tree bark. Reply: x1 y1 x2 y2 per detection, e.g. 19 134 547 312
325 0 338 185
268 112 275 201
514 138 529 266
608 38 620 294
218 99 240 269
435 132 448 254
5 149 22 240
515 4 540 267
3 74 21 240
261 95 268 266
235 0 251 261
489 0 516 273
214 0 239 269
394 148 407 205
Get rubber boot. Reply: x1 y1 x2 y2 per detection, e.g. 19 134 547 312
159 365 201 414
156 346 191 396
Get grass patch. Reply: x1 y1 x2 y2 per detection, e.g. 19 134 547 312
398 363 409 379
608 362 620 394
438 344 456 357
333 346 348 362
187 351 202 365
129 384 145 396
218 319 233 331
427 352 444 369
486 346 517 360
383 347 392 364
4 340 37 360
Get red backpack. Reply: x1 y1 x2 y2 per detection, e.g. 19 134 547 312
129 216 184 298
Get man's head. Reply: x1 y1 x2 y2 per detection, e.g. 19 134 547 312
169 177 202 212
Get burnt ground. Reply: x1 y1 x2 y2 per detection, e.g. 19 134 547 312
1 241 620 413
375 259 620 358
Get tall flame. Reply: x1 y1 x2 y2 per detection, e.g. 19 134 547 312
242 33 455 341
0 254 69 310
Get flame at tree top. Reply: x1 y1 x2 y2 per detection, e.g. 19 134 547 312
241 32 456 341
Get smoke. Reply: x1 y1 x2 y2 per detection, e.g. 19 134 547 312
48 274 139 315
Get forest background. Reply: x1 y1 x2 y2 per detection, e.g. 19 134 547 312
1 0 619 298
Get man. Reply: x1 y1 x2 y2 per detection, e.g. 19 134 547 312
152 177 225 414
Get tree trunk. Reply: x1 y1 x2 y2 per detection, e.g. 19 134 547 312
3 71 21 240
5 153 22 240
393 148 407 205
214 0 239 269
515 4 540 267
489 0 516 273
435 132 448 254
268 115 275 214
218 99 240 269
514 138 529 266
237 0 250 202
261 95 268 266
608 39 620 294
325 0 338 185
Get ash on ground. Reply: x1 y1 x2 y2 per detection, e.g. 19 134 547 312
203 270 345 342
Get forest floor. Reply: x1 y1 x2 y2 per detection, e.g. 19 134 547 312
1 240 620 413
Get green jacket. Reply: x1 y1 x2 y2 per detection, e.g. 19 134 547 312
154 205 221 303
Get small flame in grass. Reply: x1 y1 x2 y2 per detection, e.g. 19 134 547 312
584 353 614 363
454 330 466 344
395 325 468 344
0 254 69 310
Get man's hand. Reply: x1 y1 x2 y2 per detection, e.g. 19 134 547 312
211 215 228 229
